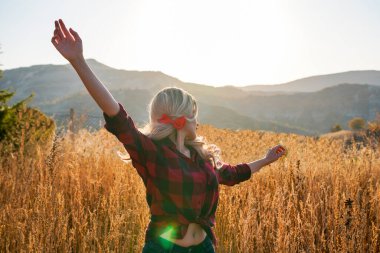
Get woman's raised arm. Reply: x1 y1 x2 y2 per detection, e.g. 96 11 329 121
51 19 119 117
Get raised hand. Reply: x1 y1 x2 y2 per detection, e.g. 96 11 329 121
51 19 83 62
264 144 287 164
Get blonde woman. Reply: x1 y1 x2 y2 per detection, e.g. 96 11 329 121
51 19 286 253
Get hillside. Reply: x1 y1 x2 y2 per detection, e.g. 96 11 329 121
1 59 379 136
240 70 380 93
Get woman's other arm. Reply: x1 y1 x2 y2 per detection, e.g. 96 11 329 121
216 145 286 186
51 19 119 117
247 157 270 174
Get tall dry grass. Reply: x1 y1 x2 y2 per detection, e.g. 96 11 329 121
0 124 379 252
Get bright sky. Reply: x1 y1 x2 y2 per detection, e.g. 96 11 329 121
1 0 380 87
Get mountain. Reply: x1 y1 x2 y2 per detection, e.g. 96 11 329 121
1 59 379 136
40 88 309 135
240 70 380 93
0 59 183 107
227 83 380 134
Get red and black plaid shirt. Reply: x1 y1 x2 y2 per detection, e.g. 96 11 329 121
103 102 252 249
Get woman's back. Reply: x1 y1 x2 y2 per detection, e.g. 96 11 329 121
103 102 253 250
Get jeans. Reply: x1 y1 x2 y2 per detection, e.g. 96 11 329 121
142 235 215 253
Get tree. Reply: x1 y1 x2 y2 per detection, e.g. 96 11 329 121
331 124 342 132
348 117 366 131
0 49 55 154
367 112 380 137
0 89 35 141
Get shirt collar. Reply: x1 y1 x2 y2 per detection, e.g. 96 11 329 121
159 136 177 148
158 136 197 160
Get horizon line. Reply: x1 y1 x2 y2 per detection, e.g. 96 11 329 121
2 59 379 88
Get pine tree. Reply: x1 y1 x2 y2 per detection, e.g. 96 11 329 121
0 80 55 155
0 89 34 142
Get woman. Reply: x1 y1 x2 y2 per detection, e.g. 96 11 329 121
51 19 286 253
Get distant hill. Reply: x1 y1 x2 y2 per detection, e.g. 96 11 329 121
0 59 183 107
224 83 380 134
240 70 380 93
1 59 379 136
41 88 309 135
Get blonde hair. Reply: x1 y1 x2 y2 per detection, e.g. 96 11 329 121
117 86 223 170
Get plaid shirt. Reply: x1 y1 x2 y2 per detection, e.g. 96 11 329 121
103 102 252 249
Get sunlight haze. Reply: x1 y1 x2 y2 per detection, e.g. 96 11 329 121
1 0 379 86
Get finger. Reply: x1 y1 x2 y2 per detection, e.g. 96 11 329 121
53 29 63 40
59 19 73 40
52 34 60 42
51 36 59 47
275 146 283 151
55 20 64 39
55 20 65 39
69 27 82 42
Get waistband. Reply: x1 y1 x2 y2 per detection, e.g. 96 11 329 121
145 220 217 250
150 234 211 252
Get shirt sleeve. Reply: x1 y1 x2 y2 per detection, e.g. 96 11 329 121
103 102 157 182
216 162 252 186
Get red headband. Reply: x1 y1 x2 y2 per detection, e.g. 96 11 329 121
158 113 186 130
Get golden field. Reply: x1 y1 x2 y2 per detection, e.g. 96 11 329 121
0 124 379 252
